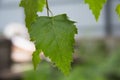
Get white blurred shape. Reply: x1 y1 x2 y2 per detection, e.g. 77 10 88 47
11 36 35 52
3 23 29 39
3 22 51 63
3 23 36 62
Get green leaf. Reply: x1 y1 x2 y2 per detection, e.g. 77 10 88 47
30 14 77 75
84 0 107 21
19 0 46 28
116 4 120 19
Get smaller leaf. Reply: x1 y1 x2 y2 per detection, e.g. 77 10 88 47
84 0 107 21
116 4 120 19
19 0 46 28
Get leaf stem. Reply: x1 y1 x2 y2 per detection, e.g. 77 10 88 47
46 0 53 17
46 0 49 16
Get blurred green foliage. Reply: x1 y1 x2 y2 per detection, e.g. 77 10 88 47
23 39 120 80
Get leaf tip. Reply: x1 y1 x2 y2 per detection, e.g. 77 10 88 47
32 50 41 70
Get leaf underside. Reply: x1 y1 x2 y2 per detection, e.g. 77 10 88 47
84 0 107 21
30 14 77 75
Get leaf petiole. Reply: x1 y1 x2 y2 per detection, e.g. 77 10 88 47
46 0 53 17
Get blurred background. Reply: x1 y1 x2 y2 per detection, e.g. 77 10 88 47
0 0 120 80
